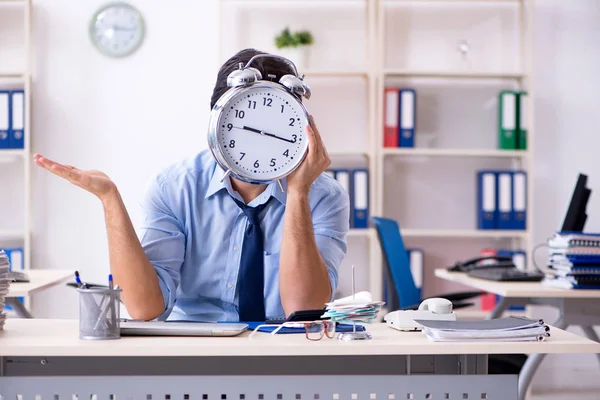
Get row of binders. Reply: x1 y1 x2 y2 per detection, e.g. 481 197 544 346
543 232 600 289
325 168 370 229
0 90 26 149
477 170 527 230
383 87 528 151
383 88 416 148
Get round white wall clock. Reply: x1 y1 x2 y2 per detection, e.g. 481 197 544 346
90 2 145 58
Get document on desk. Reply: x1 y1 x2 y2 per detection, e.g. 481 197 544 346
415 317 545 331
415 317 550 342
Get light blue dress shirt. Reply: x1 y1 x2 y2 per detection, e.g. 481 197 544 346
139 150 350 322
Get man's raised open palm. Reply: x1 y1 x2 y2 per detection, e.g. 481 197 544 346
34 154 117 200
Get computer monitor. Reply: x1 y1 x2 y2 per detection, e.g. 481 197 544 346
561 173 591 232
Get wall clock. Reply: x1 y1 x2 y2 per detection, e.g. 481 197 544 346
207 54 312 187
89 2 145 58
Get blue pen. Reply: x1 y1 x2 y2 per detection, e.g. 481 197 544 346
74 271 88 289
93 274 117 332
108 274 117 330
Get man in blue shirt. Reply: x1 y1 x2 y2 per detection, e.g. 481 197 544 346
34 48 350 322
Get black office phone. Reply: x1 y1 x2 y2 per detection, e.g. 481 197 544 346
447 255 516 272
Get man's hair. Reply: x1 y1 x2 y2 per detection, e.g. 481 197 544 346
210 48 297 109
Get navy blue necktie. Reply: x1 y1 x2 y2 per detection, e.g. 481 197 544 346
234 197 272 322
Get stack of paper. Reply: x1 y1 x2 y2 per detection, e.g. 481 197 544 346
415 317 550 342
322 291 384 324
0 250 10 330
543 232 600 289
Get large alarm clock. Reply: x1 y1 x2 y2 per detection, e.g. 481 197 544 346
207 54 312 187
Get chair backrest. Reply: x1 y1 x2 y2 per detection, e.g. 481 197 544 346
371 217 421 310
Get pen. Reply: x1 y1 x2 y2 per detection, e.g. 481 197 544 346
108 274 117 330
75 271 89 289
74 271 83 288
93 274 115 332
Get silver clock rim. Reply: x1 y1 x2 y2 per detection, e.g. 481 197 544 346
89 1 145 59
207 81 310 185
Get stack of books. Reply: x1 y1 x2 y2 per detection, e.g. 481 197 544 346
415 316 550 342
543 232 600 290
0 250 10 330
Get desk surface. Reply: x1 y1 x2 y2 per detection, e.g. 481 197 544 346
435 269 600 298
1 319 599 357
7 269 73 298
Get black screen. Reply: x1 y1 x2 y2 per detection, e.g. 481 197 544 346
561 173 591 232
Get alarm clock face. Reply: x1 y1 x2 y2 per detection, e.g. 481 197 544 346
208 82 309 184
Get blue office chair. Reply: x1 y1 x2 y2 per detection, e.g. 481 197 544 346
371 216 484 311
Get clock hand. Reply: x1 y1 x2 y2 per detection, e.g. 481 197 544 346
240 125 296 144
239 126 262 135
111 25 137 32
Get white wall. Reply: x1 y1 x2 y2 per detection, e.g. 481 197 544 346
530 0 600 390
533 0 600 244
28 0 219 317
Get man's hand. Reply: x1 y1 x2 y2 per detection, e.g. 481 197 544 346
286 115 331 196
34 154 117 202
34 152 165 320
279 115 333 314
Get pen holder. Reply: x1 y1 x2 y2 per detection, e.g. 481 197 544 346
77 287 122 340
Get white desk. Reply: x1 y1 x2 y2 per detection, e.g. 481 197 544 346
1 319 599 400
435 268 600 400
435 269 600 299
6 269 73 318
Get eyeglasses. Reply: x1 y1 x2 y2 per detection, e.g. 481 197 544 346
248 320 336 341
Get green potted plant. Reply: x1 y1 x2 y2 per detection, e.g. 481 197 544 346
274 27 314 70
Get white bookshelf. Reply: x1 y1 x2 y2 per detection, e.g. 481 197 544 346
303 70 370 78
0 0 32 289
217 0 534 306
0 230 25 239
0 149 26 159
384 69 527 80
401 229 529 239
375 0 535 307
347 228 377 238
382 148 529 158
0 73 27 79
